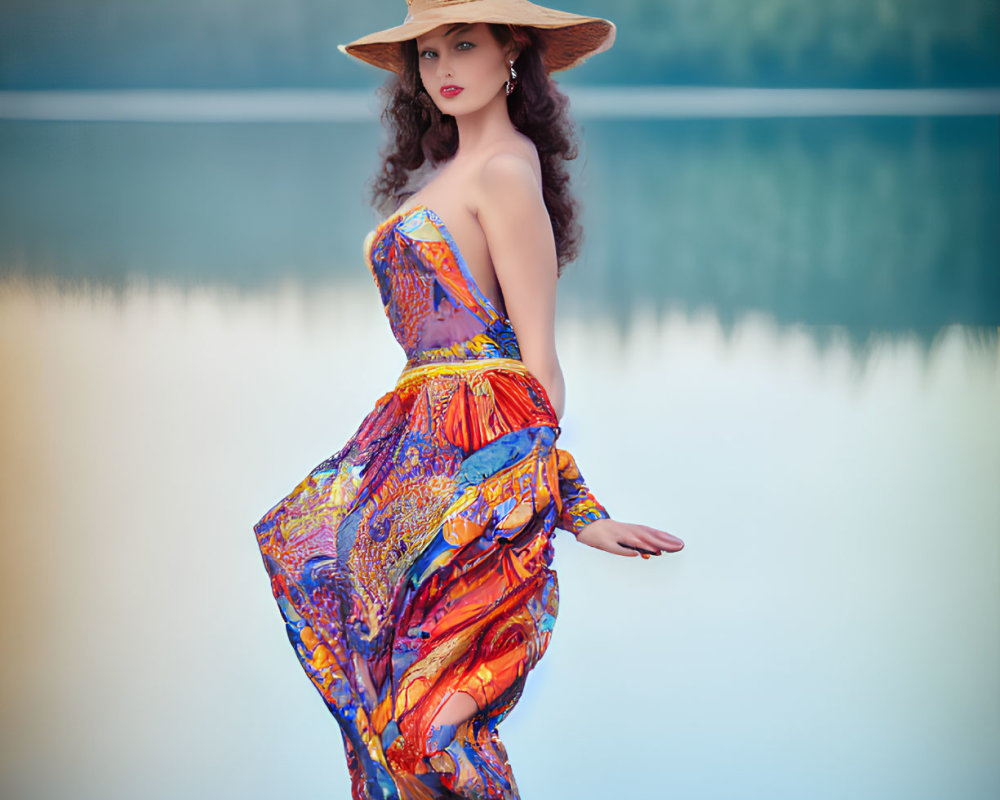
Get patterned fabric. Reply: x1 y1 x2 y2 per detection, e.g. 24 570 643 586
254 204 608 799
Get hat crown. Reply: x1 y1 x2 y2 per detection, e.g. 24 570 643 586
344 0 615 74
406 0 480 10
405 0 479 23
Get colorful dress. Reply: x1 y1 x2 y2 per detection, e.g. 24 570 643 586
253 204 608 800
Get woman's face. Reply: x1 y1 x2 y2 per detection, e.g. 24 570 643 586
414 23 513 115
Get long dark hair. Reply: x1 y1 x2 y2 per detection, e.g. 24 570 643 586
370 24 583 274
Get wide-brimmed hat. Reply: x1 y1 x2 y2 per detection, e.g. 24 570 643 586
337 0 615 74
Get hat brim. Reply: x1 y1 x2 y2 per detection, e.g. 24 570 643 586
338 6 615 74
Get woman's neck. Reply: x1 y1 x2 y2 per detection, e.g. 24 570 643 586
452 91 518 158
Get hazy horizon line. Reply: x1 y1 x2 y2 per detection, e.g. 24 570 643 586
1 87 999 122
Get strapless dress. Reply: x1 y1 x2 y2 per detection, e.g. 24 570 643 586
253 204 608 800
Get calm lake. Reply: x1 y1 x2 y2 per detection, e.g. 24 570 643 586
0 111 997 800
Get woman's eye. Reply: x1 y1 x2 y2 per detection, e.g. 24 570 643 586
418 41 473 58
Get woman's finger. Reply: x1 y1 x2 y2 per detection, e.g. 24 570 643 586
649 533 683 551
612 540 640 557
618 541 656 558
620 541 658 555
635 525 684 551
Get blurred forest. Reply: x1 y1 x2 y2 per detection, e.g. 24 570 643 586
1 0 998 89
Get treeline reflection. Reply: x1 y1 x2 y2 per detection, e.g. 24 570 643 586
0 116 995 346
566 116 999 343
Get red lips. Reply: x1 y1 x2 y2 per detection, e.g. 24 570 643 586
440 85 463 98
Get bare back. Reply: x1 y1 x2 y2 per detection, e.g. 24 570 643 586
392 132 542 317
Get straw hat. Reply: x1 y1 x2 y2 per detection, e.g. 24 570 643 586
337 0 615 74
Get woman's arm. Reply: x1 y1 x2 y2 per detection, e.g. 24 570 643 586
475 152 565 419
475 153 684 558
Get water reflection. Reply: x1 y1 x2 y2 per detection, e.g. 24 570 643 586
568 116 1000 342
0 115 996 345
0 279 996 799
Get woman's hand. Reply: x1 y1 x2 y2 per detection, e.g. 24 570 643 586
576 518 684 558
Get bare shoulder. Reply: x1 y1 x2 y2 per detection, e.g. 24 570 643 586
474 135 544 217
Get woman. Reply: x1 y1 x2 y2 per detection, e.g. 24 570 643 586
254 2 684 798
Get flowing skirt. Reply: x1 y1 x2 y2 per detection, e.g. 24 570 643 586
253 358 607 799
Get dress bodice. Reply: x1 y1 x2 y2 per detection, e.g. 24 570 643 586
364 205 521 367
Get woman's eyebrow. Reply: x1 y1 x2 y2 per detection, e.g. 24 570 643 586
418 24 473 47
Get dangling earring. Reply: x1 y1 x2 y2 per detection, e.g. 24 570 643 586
505 58 518 96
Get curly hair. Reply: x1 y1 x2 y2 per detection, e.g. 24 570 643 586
369 24 583 274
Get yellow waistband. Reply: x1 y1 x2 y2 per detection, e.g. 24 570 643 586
396 357 529 388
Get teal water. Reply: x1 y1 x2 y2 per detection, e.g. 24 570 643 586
0 114 997 800
1 115 997 344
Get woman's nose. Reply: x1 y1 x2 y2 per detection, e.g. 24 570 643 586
435 54 453 80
